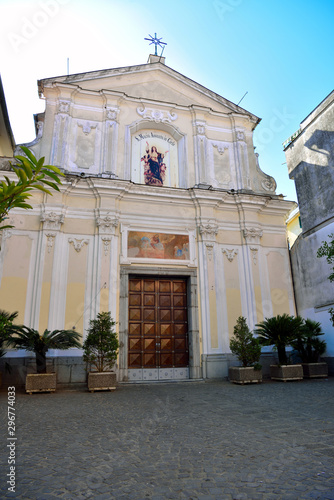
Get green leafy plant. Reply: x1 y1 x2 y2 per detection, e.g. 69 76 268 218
317 234 334 326
7 327 81 374
0 310 18 359
329 308 334 328
83 312 119 372
0 146 64 230
255 313 304 365
317 233 334 282
229 316 262 368
290 319 327 363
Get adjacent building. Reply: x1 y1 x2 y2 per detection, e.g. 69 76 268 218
0 74 15 159
284 90 334 372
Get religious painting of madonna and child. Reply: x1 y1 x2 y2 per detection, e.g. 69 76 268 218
127 231 189 260
131 130 178 187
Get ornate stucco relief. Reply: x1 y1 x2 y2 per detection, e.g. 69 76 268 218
261 177 277 192
236 130 246 142
58 100 70 113
198 223 218 242
68 238 89 253
41 212 65 231
212 143 228 155
250 247 258 265
101 236 112 256
243 227 263 244
194 120 206 136
96 215 119 235
45 232 56 253
78 121 97 136
205 243 214 261
210 140 235 188
137 106 177 123
222 248 238 262
106 107 119 121
66 119 101 172
255 153 277 193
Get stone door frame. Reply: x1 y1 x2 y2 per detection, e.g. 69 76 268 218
119 266 201 381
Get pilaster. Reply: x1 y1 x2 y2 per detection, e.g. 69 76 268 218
198 221 219 353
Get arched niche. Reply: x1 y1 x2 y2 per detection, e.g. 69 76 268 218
124 119 187 188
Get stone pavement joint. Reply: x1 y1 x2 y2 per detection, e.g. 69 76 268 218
1 379 334 499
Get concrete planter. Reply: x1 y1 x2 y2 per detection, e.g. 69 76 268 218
302 362 328 378
26 373 57 394
270 364 303 382
87 372 117 392
229 366 262 385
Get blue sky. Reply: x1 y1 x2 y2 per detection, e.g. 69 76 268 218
1 0 333 202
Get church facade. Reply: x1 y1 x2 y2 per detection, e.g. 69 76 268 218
0 55 295 382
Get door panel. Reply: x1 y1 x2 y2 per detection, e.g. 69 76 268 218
160 324 172 336
143 308 155 322
129 309 141 321
143 323 155 336
144 280 155 292
144 294 155 306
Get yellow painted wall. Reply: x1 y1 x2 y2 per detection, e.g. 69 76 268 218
100 288 109 313
251 255 264 323
39 283 51 332
0 277 28 324
224 258 242 338
266 251 291 316
207 249 218 349
209 289 218 348
64 219 95 235
0 235 33 323
286 212 302 248
38 244 54 331
64 244 88 336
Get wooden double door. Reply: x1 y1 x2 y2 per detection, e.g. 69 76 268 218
128 277 189 369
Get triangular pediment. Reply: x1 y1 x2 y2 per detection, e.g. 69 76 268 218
39 62 259 120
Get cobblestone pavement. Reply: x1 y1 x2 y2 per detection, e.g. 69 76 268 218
1 378 334 500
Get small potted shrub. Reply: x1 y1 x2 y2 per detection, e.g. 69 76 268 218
83 312 119 392
290 319 328 378
0 310 18 387
8 326 81 393
229 316 262 384
255 314 304 381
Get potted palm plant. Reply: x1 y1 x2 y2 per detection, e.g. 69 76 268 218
290 319 328 378
83 312 119 392
0 310 18 387
255 313 304 381
229 316 262 384
8 326 81 393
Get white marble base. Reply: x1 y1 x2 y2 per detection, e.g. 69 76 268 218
128 367 189 382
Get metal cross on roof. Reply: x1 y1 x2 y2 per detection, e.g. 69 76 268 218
144 33 167 56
